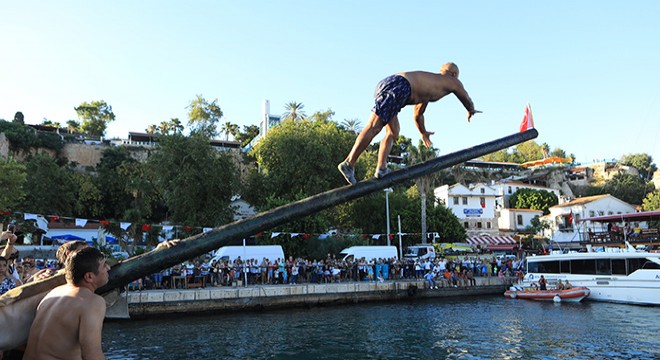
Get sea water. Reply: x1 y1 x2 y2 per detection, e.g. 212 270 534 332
103 296 660 359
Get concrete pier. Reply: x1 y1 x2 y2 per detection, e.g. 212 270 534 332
123 277 513 319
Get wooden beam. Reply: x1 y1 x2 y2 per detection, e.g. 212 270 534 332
97 129 537 293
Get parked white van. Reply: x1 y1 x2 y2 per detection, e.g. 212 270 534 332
338 246 398 262
211 245 284 263
403 244 436 261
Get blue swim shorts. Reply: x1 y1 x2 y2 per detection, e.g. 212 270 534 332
372 74 412 124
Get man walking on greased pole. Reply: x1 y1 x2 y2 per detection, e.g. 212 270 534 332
338 62 481 185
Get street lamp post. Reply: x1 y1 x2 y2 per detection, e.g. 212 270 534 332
385 188 393 246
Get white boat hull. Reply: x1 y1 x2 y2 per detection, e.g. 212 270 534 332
524 274 660 306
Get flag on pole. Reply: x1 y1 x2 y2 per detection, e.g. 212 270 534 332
519 103 535 132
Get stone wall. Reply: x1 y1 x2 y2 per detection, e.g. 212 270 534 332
125 278 511 318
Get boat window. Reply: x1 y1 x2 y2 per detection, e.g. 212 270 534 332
627 258 646 274
611 259 626 275
527 262 539 273
529 260 559 273
571 259 596 275
595 259 611 275
560 260 570 273
641 261 660 270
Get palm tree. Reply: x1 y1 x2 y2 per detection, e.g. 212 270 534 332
169 118 184 134
282 101 306 121
66 120 81 134
408 141 439 244
541 143 550 159
145 124 158 134
41 118 61 129
159 121 171 135
220 121 239 141
340 118 362 133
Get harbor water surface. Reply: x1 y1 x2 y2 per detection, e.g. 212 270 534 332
103 296 659 359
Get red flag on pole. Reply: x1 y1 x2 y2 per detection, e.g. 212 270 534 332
519 103 535 132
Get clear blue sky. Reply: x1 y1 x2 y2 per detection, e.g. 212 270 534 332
1 1 659 165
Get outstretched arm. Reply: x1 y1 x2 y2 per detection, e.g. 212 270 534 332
452 81 480 122
413 102 434 147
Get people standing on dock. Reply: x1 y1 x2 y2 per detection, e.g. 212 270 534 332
337 63 480 184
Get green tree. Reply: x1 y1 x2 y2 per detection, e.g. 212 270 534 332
282 101 306 121
481 149 512 163
168 118 184 134
308 109 334 123
13 112 24 124
642 190 660 211
235 124 260 147
550 148 567 159
407 140 439 243
187 95 223 138
74 173 103 218
41 118 61 129
430 200 466 243
95 147 139 219
516 141 544 162
248 118 356 204
22 155 77 215
340 118 361 133
118 160 155 221
603 173 654 205
75 100 116 138
395 187 466 244
147 133 238 226
620 153 657 181
392 136 413 158
524 216 550 250
541 143 550 159
66 120 81 134
509 188 558 214
145 124 158 134
220 121 239 141
0 158 27 210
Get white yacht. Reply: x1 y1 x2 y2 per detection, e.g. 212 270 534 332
522 245 660 306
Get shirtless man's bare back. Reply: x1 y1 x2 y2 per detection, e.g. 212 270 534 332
338 62 480 184
24 247 109 360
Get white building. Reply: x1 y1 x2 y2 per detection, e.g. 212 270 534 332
434 183 498 236
490 181 563 209
540 194 637 245
498 208 544 233
232 198 257 221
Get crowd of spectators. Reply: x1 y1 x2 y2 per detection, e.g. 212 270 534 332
128 254 525 291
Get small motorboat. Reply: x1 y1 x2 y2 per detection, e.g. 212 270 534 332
504 286 590 303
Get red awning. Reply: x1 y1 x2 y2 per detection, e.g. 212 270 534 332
485 244 518 251
466 236 516 246
576 210 660 223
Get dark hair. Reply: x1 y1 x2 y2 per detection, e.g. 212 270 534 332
65 247 105 285
56 240 88 264
0 256 6 265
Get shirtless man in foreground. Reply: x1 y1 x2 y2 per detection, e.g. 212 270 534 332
0 239 180 353
24 247 110 360
338 62 480 184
